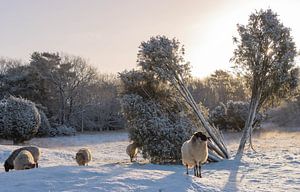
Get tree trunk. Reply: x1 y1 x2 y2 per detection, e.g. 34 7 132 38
174 80 230 160
59 91 66 125
181 82 230 159
236 88 262 156
162 72 229 160
67 97 73 123
81 103 84 133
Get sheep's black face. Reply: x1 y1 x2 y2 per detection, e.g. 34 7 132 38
194 132 208 141
4 161 13 172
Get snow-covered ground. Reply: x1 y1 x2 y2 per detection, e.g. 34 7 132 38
0 126 299 192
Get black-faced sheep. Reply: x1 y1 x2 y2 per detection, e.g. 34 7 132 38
126 142 138 162
13 150 36 170
76 148 92 166
181 131 209 178
4 146 41 172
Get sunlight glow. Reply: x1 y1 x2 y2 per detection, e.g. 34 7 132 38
0 0 299 78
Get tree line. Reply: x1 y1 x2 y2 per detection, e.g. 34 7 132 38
0 53 123 134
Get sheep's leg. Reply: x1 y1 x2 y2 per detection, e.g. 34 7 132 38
199 165 202 178
186 165 189 175
36 163 38 168
194 165 197 176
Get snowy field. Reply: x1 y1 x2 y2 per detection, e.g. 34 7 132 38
0 126 299 192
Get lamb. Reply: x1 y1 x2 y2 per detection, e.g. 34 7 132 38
76 148 92 166
181 131 209 178
126 142 138 162
13 150 36 170
4 146 41 172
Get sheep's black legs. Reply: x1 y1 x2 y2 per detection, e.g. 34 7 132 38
186 165 189 175
187 164 202 177
194 165 198 177
36 163 38 168
199 165 202 178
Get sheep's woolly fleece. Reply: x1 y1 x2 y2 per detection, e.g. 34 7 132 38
13 150 35 170
76 148 92 166
0 127 299 192
126 143 138 162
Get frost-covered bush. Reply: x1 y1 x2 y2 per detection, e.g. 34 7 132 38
268 97 300 127
121 94 196 163
198 102 209 119
35 107 76 137
36 109 52 137
0 96 40 144
50 125 76 136
209 100 263 131
209 103 227 129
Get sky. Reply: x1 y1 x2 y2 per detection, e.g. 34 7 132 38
0 0 300 78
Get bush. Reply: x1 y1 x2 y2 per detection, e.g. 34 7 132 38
268 98 300 127
0 96 41 144
35 105 76 137
209 100 263 131
36 109 52 137
49 124 76 136
122 94 196 163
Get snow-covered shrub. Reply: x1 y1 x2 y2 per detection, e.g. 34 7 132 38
36 109 52 137
50 125 76 136
121 94 196 163
209 100 263 131
198 102 209 119
0 96 40 144
268 97 300 127
209 103 227 129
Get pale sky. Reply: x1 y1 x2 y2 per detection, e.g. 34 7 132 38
0 0 299 77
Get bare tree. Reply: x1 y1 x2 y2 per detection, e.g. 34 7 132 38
0 57 23 75
231 9 298 156
30 52 97 125
60 55 97 123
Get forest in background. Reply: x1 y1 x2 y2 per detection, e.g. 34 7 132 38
0 51 298 137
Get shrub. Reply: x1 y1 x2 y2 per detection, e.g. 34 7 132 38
50 124 76 136
268 98 300 127
122 94 196 163
209 100 263 131
0 96 40 144
36 109 52 137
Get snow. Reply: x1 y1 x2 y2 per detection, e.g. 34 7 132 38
0 127 299 192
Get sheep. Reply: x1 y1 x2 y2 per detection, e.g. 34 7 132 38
181 131 209 178
126 142 138 162
13 150 36 170
76 148 92 166
4 146 41 172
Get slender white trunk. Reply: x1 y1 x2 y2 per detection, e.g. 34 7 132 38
236 88 261 156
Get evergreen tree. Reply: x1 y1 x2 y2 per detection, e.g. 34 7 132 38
231 9 299 155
